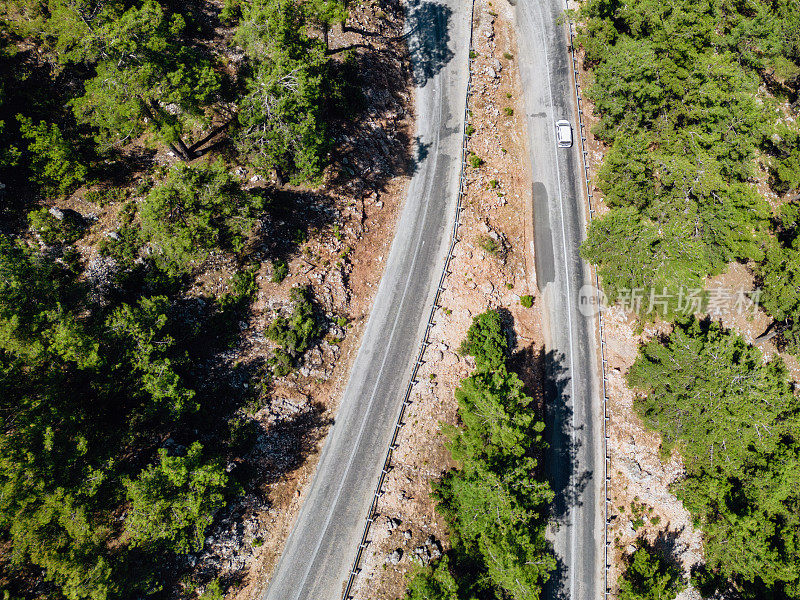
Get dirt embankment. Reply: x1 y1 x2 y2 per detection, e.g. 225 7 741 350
350 2 545 598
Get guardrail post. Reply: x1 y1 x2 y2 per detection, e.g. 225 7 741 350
564 6 612 597
340 1 482 597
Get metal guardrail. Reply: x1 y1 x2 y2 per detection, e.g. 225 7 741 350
563 10 613 600
341 1 477 597
341 6 611 599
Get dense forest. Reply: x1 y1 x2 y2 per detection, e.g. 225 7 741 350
575 0 800 598
407 311 554 600
0 0 364 597
629 319 800 598
578 0 800 325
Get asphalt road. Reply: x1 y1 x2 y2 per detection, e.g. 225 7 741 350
260 2 470 599
514 1 605 599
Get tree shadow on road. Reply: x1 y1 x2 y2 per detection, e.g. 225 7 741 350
540 349 592 600
406 0 455 86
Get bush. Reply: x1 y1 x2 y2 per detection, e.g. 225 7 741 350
124 442 228 554
220 0 242 24
266 286 320 375
27 208 84 245
216 266 258 315
85 187 126 207
140 161 264 276
269 348 294 377
199 579 225 600
478 235 501 255
97 201 141 264
465 124 475 136
468 153 482 168
458 309 507 370
272 259 289 283
488 179 498 189
503 107 514 116
520 294 534 308
407 556 459 600
618 541 684 600
17 116 87 195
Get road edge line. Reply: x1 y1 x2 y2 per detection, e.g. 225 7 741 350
562 6 612 599
339 2 477 598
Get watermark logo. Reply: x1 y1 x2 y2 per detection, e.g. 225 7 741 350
577 285 762 317
578 284 607 317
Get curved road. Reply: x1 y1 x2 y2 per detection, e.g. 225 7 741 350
514 0 605 599
261 2 470 599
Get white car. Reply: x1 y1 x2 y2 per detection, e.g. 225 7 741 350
556 119 573 148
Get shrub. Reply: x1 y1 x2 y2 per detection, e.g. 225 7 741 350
199 579 225 600
272 259 289 283
97 202 141 264
465 124 475 136
124 442 228 554
468 153 482 168
618 541 684 600
140 161 264 276
85 187 127 207
407 556 459 600
488 179 498 189
478 235 500 255
269 348 294 377
503 107 514 116
17 116 87 195
520 294 534 308
266 286 320 375
27 208 85 245
469 50 478 59
458 309 507 370
503 52 513 60
220 0 242 24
